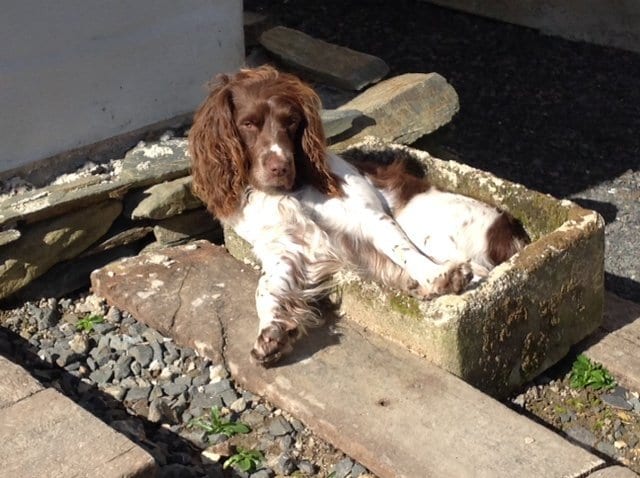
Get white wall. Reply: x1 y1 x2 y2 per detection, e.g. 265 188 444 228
0 0 244 174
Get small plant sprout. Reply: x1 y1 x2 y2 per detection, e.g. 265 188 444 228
75 314 105 333
188 406 250 438
223 447 264 473
569 354 616 391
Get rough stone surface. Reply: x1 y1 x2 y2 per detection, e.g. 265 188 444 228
225 141 605 397
0 200 122 299
321 109 363 138
584 292 640 392
153 208 222 245
90 242 604 478
0 387 156 477
586 466 640 478
91 244 228 363
130 176 202 220
331 74 459 150
260 26 389 90
119 138 191 187
0 355 43 408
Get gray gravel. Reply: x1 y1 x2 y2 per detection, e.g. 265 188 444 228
0 294 372 477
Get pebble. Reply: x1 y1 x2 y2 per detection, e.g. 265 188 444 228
230 397 247 413
277 453 297 475
565 426 597 447
601 393 633 411
89 364 114 384
297 460 315 475
126 386 151 402
332 457 355 478
130 344 154 367
250 470 273 478
68 334 90 355
268 416 294 437
351 463 368 477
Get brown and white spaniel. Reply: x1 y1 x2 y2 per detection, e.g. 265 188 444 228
189 66 528 365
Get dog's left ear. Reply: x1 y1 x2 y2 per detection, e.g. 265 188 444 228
294 83 343 198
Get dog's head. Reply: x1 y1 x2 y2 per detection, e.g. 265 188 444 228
189 66 342 219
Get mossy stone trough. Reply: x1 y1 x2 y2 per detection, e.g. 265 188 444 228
224 140 604 397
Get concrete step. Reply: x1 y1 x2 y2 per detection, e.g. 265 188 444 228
584 292 640 392
91 241 607 478
0 355 156 478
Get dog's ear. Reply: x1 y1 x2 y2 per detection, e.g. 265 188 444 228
189 78 247 219
293 82 343 197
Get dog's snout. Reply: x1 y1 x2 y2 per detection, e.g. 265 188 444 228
265 154 289 177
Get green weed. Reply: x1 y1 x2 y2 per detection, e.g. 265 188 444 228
188 406 250 438
223 448 264 473
75 314 104 333
569 355 616 391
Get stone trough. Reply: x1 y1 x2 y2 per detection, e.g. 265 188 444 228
225 139 605 397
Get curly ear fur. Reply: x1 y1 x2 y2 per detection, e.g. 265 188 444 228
288 78 343 198
189 75 247 219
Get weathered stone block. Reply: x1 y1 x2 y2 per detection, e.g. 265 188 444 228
129 176 202 220
0 200 122 299
331 73 459 150
224 140 604 396
260 26 389 90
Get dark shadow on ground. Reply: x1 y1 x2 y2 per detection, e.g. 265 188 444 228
246 0 640 197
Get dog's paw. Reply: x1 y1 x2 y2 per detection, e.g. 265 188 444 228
432 262 473 295
412 262 473 299
250 322 299 366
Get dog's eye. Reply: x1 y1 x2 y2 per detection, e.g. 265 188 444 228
287 115 300 128
241 120 256 129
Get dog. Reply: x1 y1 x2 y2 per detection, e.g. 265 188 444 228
189 66 528 365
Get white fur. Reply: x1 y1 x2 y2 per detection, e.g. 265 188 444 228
228 153 475 338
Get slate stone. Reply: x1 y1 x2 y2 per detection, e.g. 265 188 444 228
268 416 293 437
332 73 459 150
0 229 20 246
601 393 633 410
113 355 134 381
130 176 201 220
162 382 188 397
351 463 368 477
297 461 315 475
260 26 389 91
126 386 151 402
89 365 114 385
277 453 296 475
321 109 363 139
244 11 272 47
204 379 232 396
130 344 154 367
565 426 597 447
153 208 221 245
0 200 122 299
119 138 190 188
331 458 354 478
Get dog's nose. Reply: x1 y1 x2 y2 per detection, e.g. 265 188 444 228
265 155 289 177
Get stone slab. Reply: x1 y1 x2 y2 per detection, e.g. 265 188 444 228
584 292 640 392
91 244 227 363
0 387 156 477
0 137 190 228
0 355 43 408
331 73 459 150
0 200 122 299
587 465 639 477
321 109 363 139
91 241 604 478
225 140 605 397
260 26 389 91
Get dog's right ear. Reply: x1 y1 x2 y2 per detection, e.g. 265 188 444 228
189 77 247 220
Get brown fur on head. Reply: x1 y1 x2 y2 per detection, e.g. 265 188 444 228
189 65 343 220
